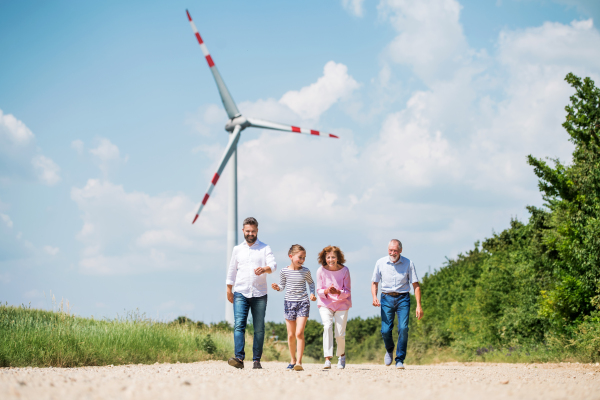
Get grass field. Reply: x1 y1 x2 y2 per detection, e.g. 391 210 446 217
0 304 281 368
2 303 597 368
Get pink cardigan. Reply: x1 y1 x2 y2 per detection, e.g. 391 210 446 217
316 265 352 311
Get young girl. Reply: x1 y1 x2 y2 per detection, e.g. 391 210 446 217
316 245 352 369
271 244 316 371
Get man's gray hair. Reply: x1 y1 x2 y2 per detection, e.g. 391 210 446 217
389 239 402 250
242 217 258 227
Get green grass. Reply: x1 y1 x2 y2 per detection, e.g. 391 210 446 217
3 303 597 368
0 304 280 368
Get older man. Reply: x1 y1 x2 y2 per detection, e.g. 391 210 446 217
371 239 423 369
226 217 276 370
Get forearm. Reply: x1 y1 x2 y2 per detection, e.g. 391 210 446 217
414 285 421 306
371 282 378 300
227 284 233 293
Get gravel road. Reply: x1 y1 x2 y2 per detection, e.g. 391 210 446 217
2 361 599 400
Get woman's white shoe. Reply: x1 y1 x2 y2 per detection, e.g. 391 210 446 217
323 359 332 369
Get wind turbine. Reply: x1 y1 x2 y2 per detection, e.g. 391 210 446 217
186 10 338 323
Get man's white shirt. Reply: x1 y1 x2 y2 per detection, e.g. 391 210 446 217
226 239 277 298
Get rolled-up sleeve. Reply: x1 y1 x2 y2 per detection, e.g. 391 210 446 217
226 247 238 286
338 268 351 300
371 261 381 283
317 267 327 298
265 245 277 272
409 261 419 284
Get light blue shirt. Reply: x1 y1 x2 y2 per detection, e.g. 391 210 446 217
371 255 419 293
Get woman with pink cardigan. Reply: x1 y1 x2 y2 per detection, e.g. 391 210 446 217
316 245 352 369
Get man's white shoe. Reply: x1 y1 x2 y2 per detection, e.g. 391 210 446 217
384 352 393 366
395 361 405 369
323 359 332 369
337 355 346 369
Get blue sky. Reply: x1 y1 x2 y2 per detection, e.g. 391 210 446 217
1 0 600 323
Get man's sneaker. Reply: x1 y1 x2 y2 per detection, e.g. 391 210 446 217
337 355 346 369
253 361 262 369
384 351 393 366
395 361 405 369
323 359 332 369
228 357 244 369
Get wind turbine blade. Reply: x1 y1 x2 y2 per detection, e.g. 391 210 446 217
192 125 242 224
247 118 339 139
186 10 240 119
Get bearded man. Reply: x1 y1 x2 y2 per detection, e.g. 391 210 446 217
226 217 276 369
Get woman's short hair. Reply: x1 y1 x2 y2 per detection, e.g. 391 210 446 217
288 244 306 256
317 245 346 266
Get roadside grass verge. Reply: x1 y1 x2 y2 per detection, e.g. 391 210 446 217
0 304 281 368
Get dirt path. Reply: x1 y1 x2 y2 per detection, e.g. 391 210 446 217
2 361 599 400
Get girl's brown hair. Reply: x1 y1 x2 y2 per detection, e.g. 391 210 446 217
288 244 306 256
317 245 346 266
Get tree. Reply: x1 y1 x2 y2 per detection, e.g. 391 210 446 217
528 73 600 326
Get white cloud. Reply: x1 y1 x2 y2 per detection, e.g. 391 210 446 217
32 155 61 186
498 19 600 71
71 139 84 155
0 109 61 186
0 213 13 228
342 0 366 17
43 245 59 256
71 178 225 275
280 61 360 120
364 93 459 187
0 109 34 145
379 0 475 84
89 138 126 176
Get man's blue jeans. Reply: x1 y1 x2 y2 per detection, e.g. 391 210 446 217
233 292 267 362
380 292 410 363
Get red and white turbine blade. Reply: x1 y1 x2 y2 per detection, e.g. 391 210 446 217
186 10 240 119
192 125 242 224
247 118 339 139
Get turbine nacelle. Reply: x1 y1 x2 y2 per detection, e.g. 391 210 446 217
225 115 250 132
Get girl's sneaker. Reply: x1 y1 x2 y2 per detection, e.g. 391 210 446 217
337 355 346 369
293 364 304 371
286 363 296 370
323 359 332 369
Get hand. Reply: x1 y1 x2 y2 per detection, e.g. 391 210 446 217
310 294 316 301
271 283 281 291
254 267 266 275
372 298 380 307
328 286 340 295
415 305 423 320
227 291 234 304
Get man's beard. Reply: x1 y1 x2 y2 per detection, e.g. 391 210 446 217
389 254 400 262
245 234 257 244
